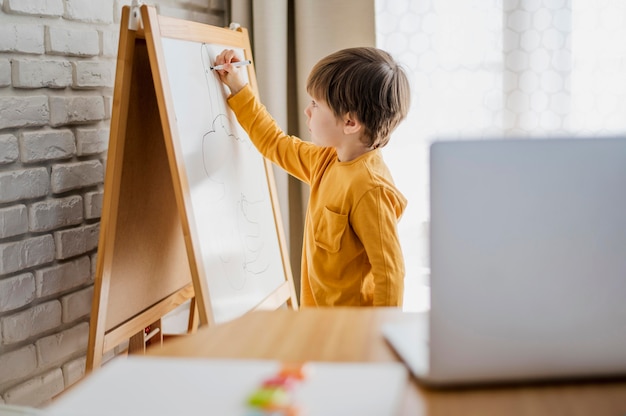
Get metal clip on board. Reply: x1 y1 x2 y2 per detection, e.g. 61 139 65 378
129 0 143 30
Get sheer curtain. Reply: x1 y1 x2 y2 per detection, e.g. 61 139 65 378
376 0 626 311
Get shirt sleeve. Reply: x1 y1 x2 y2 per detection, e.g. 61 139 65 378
227 84 319 184
351 186 405 306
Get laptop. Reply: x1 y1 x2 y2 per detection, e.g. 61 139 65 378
383 137 626 386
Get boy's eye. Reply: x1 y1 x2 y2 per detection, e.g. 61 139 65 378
310 100 317 108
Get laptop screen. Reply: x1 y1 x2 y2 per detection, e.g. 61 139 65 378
428 137 626 383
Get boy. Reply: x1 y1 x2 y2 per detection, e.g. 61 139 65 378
214 47 410 307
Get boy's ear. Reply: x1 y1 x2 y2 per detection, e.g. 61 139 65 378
343 113 362 135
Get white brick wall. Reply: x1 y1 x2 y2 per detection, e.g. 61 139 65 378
0 0 226 407
53 223 100 259
64 0 114 24
0 345 38 388
0 134 19 164
72 61 115 88
0 60 11 86
0 24 45 54
75 128 109 155
49 96 105 126
1 301 62 344
45 26 100 57
0 168 50 203
35 255 91 297
3 369 64 407
36 322 89 368
0 235 55 275
4 0 65 18
61 286 93 323
0 96 49 129
84 190 104 219
0 273 36 314
28 195 83 232
0 205 28 239
50 160 104 193
19 129 75 162
12 59 73 89
100 30 119 57
61 356 86 388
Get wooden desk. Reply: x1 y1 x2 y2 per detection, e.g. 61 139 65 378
149 308 626 415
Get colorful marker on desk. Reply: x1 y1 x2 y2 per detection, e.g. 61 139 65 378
245 362 310 416
210 59 252 71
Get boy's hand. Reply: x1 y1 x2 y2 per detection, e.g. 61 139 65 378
214 49 248 95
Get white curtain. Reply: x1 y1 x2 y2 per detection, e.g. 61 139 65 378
376 0 626 311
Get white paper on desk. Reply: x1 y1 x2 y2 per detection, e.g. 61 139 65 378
45 356 407 416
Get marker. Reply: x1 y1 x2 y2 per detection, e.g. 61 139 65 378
210 59 252 71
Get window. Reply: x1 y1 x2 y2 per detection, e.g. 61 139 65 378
375 0 626 311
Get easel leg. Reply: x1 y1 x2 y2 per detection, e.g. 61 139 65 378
187 297 199 334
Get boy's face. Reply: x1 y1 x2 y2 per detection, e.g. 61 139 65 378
304 96 344 147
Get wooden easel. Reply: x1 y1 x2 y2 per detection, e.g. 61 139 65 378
87 5 297 371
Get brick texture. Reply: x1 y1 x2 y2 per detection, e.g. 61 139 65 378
0 345 37 387
1 301 62 345
61 356 86 388
12 59 73 89
0 273 36 313
19 129 75 163
3 0 65 17
50 160 103 193
0 59 10 86
3 369 64 407
72 60 114 88
28 196 83 232
61 286 93 323
64 0 114 23
0 24 45 54
0 96 49 129
0 134 19 164
75 128 108 156
49 96 105 126
0 168 49 204
53 224 99 260
100 30 119 57
0 235 55 275
35 256 91 297
84 190 103 219
0 204 28 239
36 322 89 368
45 26 99 57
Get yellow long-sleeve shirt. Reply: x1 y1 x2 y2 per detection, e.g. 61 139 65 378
228 85 407 307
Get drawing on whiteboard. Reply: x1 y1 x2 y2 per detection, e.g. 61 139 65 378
199 43 270 290
201 114 235 199
238 193 270 275
200 44 237 199
159 35 289 324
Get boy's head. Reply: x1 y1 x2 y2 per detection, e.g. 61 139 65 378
306 47 410 149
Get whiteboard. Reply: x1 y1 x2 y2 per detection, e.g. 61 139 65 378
160 38 287 323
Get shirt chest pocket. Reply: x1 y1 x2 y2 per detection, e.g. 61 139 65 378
314 207 348 253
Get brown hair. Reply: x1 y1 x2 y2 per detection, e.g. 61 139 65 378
306 47 410 148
